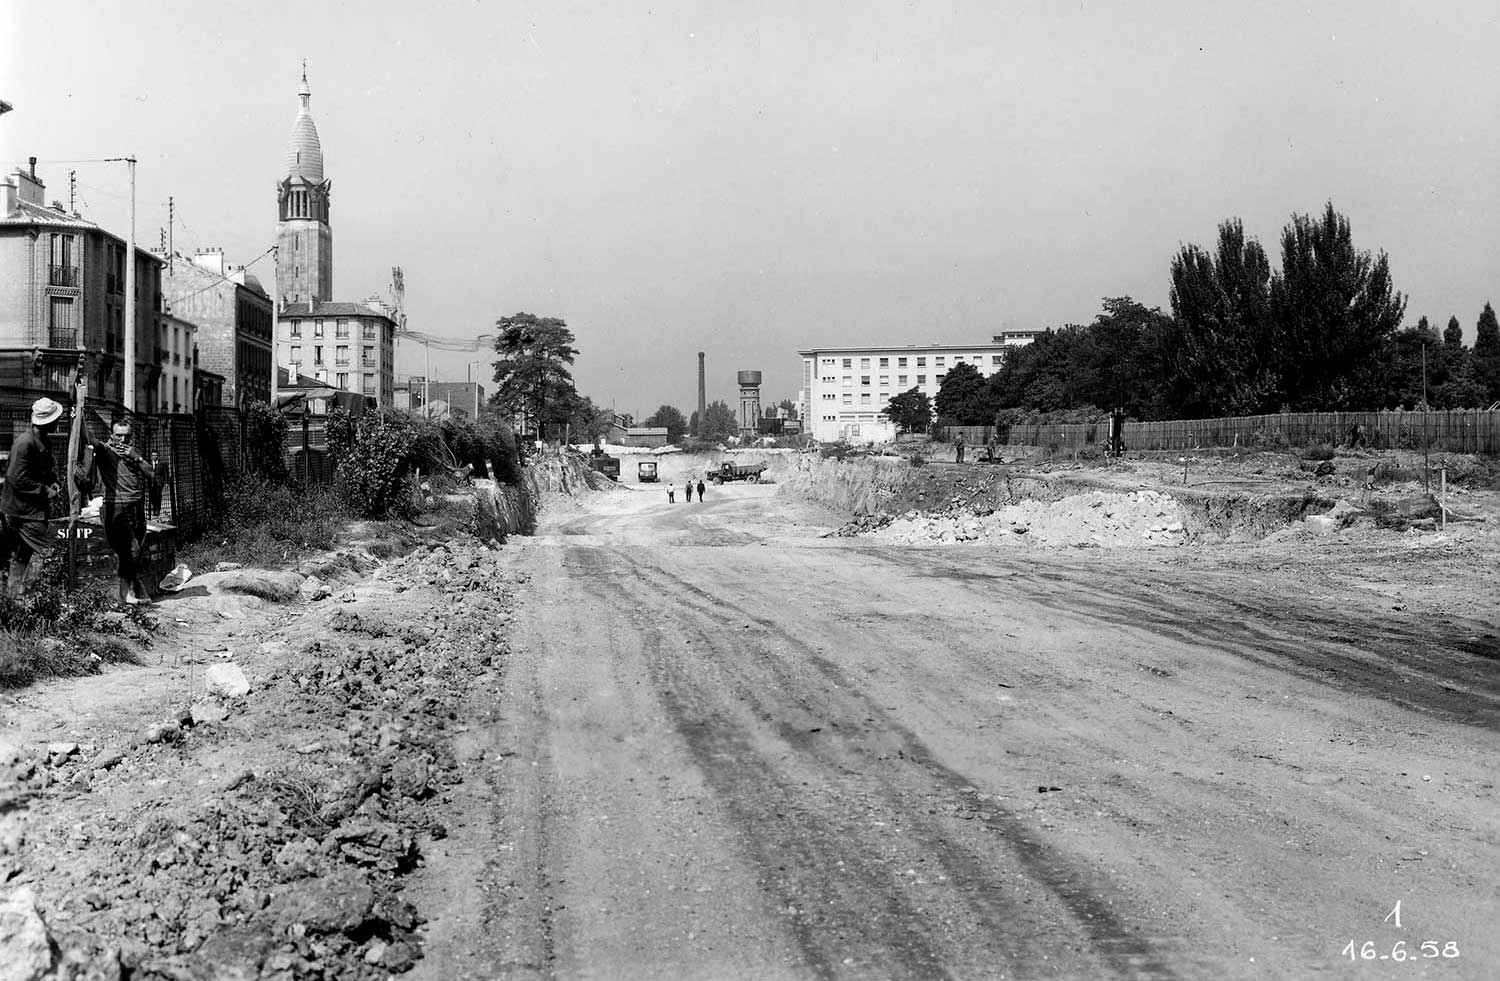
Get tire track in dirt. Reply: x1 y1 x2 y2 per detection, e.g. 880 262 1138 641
563 543 1183 980
870 547 1500 730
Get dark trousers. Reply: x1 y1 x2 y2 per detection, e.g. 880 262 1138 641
103 500 147 579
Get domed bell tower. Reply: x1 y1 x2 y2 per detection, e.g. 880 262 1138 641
275 64 333 305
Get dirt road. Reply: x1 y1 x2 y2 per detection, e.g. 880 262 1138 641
412 480 1500 980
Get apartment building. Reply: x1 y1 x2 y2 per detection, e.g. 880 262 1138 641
277 301 397 406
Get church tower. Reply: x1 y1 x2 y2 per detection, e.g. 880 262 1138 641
275 65 332 305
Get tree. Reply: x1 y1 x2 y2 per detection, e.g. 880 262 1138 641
1444 315 1465 349
777 398 799 419
885 387 932 433
1269 203 1406 409
643 404 688 439
699 400 738 442
565 395 613 444
1167 219 1276 415
934 362 995 425
1474 302 1500 404
491 313 578 437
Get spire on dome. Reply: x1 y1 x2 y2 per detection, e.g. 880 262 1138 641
284 63 325 184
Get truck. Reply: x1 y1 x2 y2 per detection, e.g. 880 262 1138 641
707 460 767 484
587 453 620 481
637 460 659 483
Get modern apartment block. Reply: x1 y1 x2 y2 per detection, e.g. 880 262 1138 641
798 331 1037 444
277 301 397 405
0 161 169 407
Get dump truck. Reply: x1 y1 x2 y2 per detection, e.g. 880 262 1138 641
707 460 767 484
588 453 620 481
637 460 659 483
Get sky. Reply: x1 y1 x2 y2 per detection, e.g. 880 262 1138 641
4 1 1499 417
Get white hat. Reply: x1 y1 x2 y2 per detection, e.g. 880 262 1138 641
30 397 63 426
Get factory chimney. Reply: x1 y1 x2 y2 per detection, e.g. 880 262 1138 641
697 351 707 435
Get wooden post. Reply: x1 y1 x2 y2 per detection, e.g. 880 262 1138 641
65 375 88 591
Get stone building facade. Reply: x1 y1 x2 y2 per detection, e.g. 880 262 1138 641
277 302 396 406
160 249 273 408
0 162 167 407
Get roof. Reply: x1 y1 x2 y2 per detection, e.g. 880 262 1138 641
279 302 394 321
797 341 1013 357
284 71 325 183
1 197 106 230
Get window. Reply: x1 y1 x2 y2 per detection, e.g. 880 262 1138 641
842 358 852 368
955 356 965 363
860 393 871 403
936 373 945 384
898 357 907 367
842 393 852 404
314 345 324 364
992 355 1003 365
898 375 908 385
860 358 870 368
362 374 376 395
878 375 889 385
289 323 301 338
290 345 302 364
363 322 376 340
916 357 926 367
335 345 349 365
313 320 326 337
335 319 349 338
362 346 374 365
936 356 946 366
879 357 889 368
842 376 853 387
860 376 870 386
917 374 926 385
822 393 836 400
336 372 348 389
822 376 835 383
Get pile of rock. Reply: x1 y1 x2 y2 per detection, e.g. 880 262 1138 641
866 489 1191 549
3 537 522 980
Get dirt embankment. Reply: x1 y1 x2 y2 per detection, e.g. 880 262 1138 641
779 449 1499 549
0 521 524 980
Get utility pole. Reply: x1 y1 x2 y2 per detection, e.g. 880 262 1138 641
124 156 137 412
270 245 279 406
167 196 173 274
68 171 76 212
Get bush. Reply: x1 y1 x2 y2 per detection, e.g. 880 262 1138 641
244 401 290 481
1301 444 1336 461
336 410 447 519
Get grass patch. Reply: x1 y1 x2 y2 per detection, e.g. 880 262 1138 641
180 476 349 571
0 571 145 688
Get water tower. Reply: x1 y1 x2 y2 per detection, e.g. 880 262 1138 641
737 370 762 439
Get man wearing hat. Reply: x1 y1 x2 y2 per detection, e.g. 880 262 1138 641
0 397 64 599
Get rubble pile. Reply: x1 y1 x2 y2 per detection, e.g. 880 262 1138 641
863 489 1190 548
0 536 524 981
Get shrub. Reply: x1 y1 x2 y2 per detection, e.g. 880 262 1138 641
179 475 346 570
336 409 447 519
243 401 290 481
1301 444 1336 461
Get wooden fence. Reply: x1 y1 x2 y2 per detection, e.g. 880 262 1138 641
939 410 1500 456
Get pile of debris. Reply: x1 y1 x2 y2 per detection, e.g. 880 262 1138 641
862 489 1191 548
0 537 523 980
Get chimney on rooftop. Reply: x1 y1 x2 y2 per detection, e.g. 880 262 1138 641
28 156 36 179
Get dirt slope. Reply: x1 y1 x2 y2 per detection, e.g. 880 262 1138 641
409 479 1499 980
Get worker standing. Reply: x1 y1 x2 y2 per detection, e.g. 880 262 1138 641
684 480 694 503
1 398 64 599
75 419 162 606
667 481 676 504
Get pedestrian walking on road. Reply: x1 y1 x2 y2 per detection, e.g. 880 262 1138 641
696 479 705 501
667 482 676 503
1 398 64 599
684 481 694 503
74 418 163 606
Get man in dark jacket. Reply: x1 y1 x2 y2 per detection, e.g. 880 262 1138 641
1 398 64 599
76 418 161 606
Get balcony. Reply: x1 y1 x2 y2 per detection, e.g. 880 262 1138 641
48 265 80 288
48 327 78 348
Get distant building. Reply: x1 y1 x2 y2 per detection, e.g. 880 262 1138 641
156 311 198 413
797 340 1023 443
160 248 273 409
277 302 397 406
275 66 332 307
269 68 398 407
0 161 167 405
